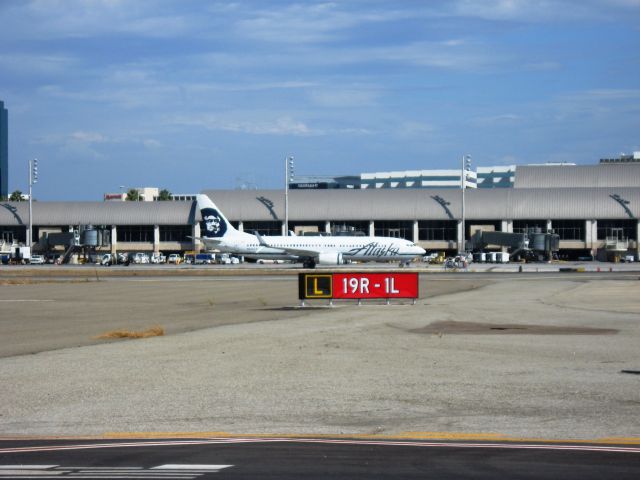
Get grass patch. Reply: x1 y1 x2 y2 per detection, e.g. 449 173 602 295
94 326 165 340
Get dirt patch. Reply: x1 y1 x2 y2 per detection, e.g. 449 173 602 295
411 320 618 335
94 326 165 340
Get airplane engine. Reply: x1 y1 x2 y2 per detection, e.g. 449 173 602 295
317 252 344 265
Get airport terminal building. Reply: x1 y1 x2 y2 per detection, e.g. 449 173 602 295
0 163 639 261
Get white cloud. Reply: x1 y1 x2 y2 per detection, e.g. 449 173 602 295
33 131 108 145
471 114 523 127
168 113 317 136
70 131 108 144
143 139 162 149
524 61 562 71
309 89 379 108
190 38 504 72
448 0 640 22
567 89 640 101
360 40 508 71
0 53 78 75
182 80 318 93
0 0 203 40
233 2 407 44
550 89 640 119
395 121 437 138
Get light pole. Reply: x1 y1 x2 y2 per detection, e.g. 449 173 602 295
28 158 38 248
460 154 471 254
284 156 294 235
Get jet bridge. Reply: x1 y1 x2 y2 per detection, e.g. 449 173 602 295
43 226 110 264
470 228 559 262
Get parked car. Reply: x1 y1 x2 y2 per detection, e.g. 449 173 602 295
29 254 45 264
150 252 166 264
45 253 61 264
132 252 150 264
422 253 438 263
100 253 132 266
168 253 182 264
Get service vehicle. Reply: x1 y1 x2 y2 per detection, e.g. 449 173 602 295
167 253 182 264
194 253 216 264
100 253 132 266
132 252 150 264
29 254 45 264
150 252 166 264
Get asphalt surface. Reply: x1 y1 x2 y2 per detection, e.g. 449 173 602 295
1 438 639 479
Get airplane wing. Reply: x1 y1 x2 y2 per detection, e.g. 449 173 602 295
274 246 322 257
254 232 321 258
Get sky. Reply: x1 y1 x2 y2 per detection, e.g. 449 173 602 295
1 0 639 200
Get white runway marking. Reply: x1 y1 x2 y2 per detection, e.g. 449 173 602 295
152 465 233 470
0 463 232 478
0 299 55 302
0 466 59 469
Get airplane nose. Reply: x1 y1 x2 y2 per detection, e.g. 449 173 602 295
417 246 426 255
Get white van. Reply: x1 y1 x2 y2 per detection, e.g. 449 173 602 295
133 252 150 264
150 252 166 264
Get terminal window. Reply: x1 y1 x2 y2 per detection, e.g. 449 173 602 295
597 219 637 240
160 225 191 242
375 220 413 239
418 220 457 241
552 220 584 241
117 225 154 242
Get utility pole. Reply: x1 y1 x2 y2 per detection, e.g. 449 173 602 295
284 156 294 235
460 154 471 254
28 158 38 248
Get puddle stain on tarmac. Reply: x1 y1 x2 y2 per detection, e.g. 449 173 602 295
411 321 619 335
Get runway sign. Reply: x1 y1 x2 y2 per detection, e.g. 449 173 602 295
299 272 419 300
300 273 333 298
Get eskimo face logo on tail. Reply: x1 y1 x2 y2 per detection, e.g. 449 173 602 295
200 208 227 238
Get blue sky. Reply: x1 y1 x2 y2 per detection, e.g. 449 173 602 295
1 0 639 200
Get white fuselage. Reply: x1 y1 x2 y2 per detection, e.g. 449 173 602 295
202 230 425 263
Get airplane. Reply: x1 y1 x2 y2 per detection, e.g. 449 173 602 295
195 194 426 268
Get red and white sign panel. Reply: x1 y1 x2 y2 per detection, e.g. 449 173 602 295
332 272 419 299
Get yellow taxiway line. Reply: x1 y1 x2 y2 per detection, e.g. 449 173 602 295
2 431 638 446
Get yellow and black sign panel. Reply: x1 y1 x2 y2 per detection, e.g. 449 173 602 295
298 273 333 299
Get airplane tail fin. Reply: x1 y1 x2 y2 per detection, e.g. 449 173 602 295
196 194 237 239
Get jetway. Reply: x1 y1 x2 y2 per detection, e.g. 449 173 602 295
469 228 559 262
42 226 111 264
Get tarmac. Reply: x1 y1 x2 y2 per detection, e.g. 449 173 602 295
0 264 639 443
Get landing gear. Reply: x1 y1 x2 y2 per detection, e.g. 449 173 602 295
302 258 316 269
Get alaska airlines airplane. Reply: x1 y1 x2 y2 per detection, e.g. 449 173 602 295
196 194 426 268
